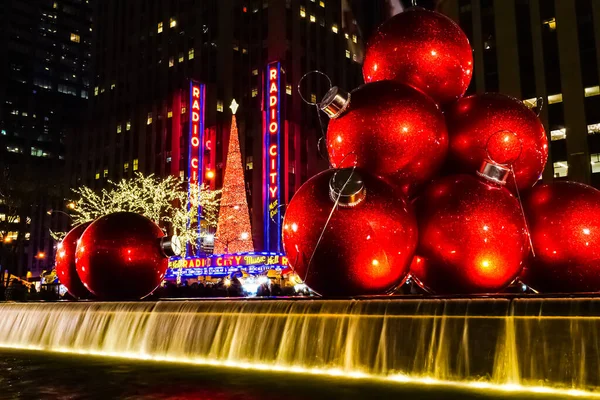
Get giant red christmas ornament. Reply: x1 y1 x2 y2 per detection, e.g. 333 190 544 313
56 222 93 299
522 182 600 292
282 168 417 297
363 8 473 104
323 81 447 197
445 93 548 191
412 169 529 294
75 212 180 300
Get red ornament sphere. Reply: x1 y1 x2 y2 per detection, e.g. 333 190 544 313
445 93 548 192
412 174 529 294
326 81 448 198
363 8 473 104
282 168 417 296
75 212 169 300
522 181 600 292
56 222 93 299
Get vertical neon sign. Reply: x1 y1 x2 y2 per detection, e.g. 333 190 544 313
188 81 205 249
264 62 282 252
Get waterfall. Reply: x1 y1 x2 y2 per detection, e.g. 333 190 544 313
1 298 599 394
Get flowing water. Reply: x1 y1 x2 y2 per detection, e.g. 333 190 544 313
0 298 599 395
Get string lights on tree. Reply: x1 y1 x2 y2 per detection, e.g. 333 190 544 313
214 103 254 254
52 173 221 257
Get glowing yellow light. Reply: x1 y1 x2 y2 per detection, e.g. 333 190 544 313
431 50 437 56
67 202 76 210
372 259 379 266
206 170 215 179
224 278 231 287
481 260 490 268
583 228 591 235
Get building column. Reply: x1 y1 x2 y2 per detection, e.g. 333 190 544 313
494 0 521 97
555 0 590 184
471 0 486 94
529 0 553 182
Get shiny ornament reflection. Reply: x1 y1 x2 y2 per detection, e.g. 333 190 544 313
282 169 417 296
523 181 600 292
75 212 169 300
412 174 529 294
55 222 93 299
445 93 548 192
326 81 448 197
363 8 473 104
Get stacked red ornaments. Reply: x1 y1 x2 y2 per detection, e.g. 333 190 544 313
56 212 180 300
281 6 600 296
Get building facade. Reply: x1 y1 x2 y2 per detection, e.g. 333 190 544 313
437 0 600 186
0 0 93 277
70 0 364 252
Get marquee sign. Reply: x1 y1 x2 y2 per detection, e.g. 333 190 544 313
264 61 282 252
166 252 289 278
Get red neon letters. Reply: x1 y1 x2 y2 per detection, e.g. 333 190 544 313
268 68 278 200
190 84 201 184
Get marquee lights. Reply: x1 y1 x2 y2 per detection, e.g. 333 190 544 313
264 62 282 252
166 252 288 277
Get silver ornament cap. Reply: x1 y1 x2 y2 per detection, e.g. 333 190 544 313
477 160 510 185
329 168 366 207
320 86 351 119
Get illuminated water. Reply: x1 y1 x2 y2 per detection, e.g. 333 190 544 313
0 298 599 397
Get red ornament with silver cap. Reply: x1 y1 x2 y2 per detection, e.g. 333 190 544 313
282 168 417 297
55 221 93 299
75 212 181 300
445 93 548 192
363 8 473 104
323 81 448 198
522 181 600 293
411 160 530 294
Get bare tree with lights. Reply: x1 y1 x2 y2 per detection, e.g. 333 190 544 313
52 173 221 256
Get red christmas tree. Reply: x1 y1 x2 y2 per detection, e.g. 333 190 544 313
214 110 254 254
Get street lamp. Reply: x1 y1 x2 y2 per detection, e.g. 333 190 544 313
46 209 73 221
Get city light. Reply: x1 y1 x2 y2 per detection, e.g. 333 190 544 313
67 202 76 210
36 252 45 259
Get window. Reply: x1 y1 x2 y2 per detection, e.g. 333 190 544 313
124 162 129 173
103 168 108 178
311 93 317 103
217 100 224 112
181 107 186 114
246 156 254 170
300 6 306 18
169 57 174 67
310 15 316 23
319 1 325 7
167 110 173 118
352 34 358 43
251 88 258 97
551 128 566 140
345 50 351 58
252 69 259 76
126 121 131 131
6 146 21 153
1 130 6 136
286 84 292 95
170 18 177 28
585 86 600 97
332 24 338 34
70 33 80 43
147 113 153 125
548 93 563 104
179 53 184 63
543 18 556 31
111 83 116 90
589 123 600 135
157 22 163 33
345 33 349 39
133 159 139 171
553 161 568 178
53 2 58 8
94 86 98 96
117 124 122 133
188 48 195 60
95 171 100 180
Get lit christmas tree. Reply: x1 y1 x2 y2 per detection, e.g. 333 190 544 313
214 101 254 254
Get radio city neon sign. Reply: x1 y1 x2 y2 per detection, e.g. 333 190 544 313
264 61 282 252
189 83 203 185
268 68 279 200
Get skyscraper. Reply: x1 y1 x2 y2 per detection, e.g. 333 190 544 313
438 0 600 187
71 0 364 253
0 0 93 277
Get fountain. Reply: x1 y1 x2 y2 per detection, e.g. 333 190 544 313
1 297 600 397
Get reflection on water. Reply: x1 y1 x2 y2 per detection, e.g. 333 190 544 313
0 298 599 394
